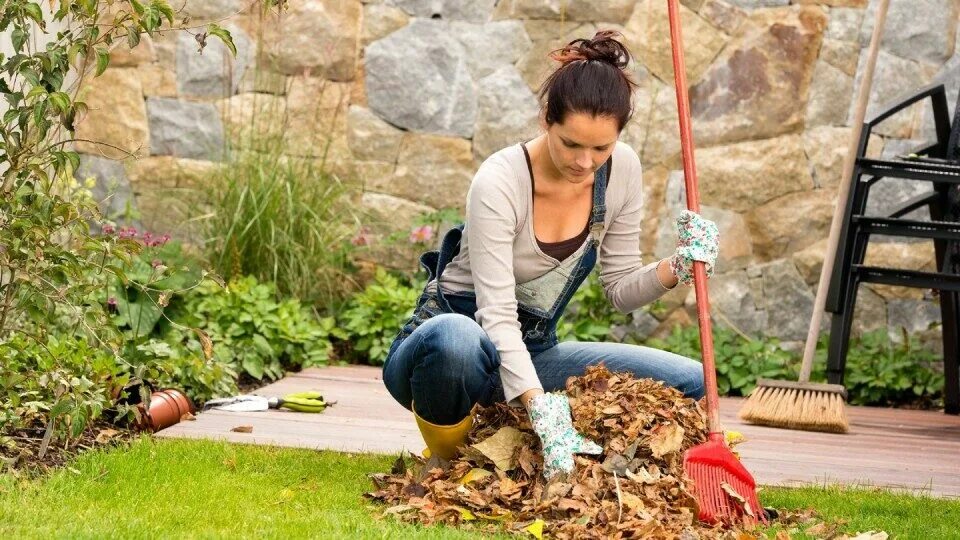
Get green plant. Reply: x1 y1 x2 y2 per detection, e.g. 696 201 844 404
556 269 630 342
172 275 340 381
196 146 362 310
838 329 944 407
646 324 946 406
337 268 423 365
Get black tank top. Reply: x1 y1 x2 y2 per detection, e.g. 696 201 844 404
521 142 602 262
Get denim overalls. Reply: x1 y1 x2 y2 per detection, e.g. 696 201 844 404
381 157 611 421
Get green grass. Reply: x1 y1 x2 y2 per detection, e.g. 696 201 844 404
0 437 957 539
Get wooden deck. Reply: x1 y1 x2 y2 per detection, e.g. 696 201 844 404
157 366 960 498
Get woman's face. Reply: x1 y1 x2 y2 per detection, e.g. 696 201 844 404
542 111 620 184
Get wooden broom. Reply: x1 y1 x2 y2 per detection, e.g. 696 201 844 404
738 0 891 433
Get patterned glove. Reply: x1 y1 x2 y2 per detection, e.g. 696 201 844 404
527 393 602 479
668 210 720 286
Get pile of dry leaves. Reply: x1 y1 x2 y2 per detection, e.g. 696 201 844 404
366 365 758 539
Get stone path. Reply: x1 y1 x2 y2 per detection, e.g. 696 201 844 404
157 366 960 498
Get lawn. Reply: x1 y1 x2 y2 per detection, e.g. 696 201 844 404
0 437 957 539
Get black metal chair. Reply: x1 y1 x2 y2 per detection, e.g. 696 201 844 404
824 83 960 414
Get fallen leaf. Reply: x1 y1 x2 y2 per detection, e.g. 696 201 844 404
180 412 196 421
384 504 415 515
525 518 544 539
458 468 493 485
720 482 755 518
471 426 524 471
649 423 684 458
230 425 253 433
453 506 476 521
94 428 120 444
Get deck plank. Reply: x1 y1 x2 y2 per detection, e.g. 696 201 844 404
157 366 960 498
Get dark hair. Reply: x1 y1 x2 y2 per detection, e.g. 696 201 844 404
537 30 638 131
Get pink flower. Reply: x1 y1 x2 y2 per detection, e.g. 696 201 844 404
107 297 118 312
102 224 115 235
118 227 138 239
409 225 434 244
151 259 163 268
351 226 371 247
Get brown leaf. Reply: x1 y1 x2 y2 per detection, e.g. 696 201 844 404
94 428 120 444
180 412 196 421
471 426 524 471
649 423 684 458
230 425 253 433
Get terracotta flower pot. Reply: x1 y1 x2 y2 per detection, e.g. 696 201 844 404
144 389 195 432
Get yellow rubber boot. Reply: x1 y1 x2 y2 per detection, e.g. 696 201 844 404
413 406 473 460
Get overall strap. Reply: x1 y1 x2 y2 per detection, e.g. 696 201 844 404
589 156 611 243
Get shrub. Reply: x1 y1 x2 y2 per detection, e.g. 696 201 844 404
336 268 422 365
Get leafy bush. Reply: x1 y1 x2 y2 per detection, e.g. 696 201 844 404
171 276 339 382
336 269 422 365
646 324 945 406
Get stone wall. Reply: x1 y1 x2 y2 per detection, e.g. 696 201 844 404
74 0 957 347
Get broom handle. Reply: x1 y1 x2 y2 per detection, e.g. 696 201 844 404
667 0 721 435
798 0 890 383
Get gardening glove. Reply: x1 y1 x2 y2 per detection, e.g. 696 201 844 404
527 393 602 479
668 210 720 287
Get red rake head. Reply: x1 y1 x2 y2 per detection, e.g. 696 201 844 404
683 433 766 526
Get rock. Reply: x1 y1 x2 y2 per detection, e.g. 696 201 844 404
759 259 820 341
176 0 246 20
619 67 655 155
77 155 141 229
859 0 958 65
359 192 435 270
215 93 287 152
703 270 766 336
796 0 866 6
650 308 695 341
363 4 410 47
792 237 828 285
803 125 883 189
354 161 396 190
370 133 475 210
110 33 156 67
137 63 178 98
862 241 938 301
851 286 887 336
639 164 670 257
825 7 863 41
654 171 754 272
848 50 933 138
74 69 150 160
284 78 354 176
492 0 636 24
146 98 225 161
641 78 680 165
805 60 853 127
387 0 496 22
516 20 598 91
177 23 253 97
724 0 789 7
689 6 827 147
627 309 661 340
365 19 477 137
745 188 834 261
695 135 813 212
124 157 220 239
699 0 747 35
347 106 405 163
887 299 943 339
452 20 532 79
624 0 728 85
260 0 362 80
819 38 859 76
473 66 540 161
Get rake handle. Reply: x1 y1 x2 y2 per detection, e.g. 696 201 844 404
667 0 721 434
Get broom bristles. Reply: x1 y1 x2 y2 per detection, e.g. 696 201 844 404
738 382 849 433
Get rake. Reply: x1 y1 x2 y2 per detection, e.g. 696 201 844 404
666 0 765 524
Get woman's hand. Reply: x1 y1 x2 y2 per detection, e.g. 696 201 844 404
527 392 602 479
668 210 719 286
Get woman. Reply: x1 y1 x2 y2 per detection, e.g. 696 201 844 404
382 30 719 479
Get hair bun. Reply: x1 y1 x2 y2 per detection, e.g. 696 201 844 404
549 30 630 70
